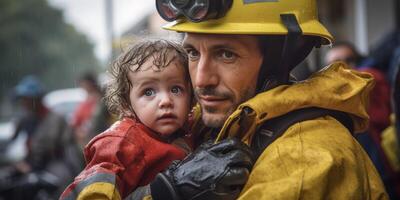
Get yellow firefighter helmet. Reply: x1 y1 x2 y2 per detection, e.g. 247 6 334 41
156 0 333 45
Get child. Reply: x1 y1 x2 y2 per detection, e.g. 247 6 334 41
60 39 192 200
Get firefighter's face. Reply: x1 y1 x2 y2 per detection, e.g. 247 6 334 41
128 56 191 136
183 34 263 128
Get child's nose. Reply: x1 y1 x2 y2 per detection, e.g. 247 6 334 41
159 94 173 108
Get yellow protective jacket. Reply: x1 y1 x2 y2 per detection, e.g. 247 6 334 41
194 62 388 199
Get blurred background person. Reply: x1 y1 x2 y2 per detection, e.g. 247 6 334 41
85 96 117 142
325 42 398 199
71 72 102 148
394 58 400 156
0 75 80 199
82 72 117 144
325 41 364 68
381 64 400 197
326 41 391 134
359 29 400 83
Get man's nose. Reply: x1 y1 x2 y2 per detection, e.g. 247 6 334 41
159 93 173 108
193 56 218 89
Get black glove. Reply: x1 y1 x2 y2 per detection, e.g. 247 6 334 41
150 138 255 200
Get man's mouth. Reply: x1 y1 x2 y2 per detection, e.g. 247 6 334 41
198 95 228 106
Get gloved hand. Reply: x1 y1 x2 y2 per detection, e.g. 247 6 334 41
150 138 255 200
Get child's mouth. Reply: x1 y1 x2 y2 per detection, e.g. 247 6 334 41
158 113 177 120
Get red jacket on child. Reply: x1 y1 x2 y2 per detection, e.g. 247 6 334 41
60 117 187 199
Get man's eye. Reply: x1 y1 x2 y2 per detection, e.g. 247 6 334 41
144 89 155 96
171 86 182 94
186 49 200 60
221 51 235 60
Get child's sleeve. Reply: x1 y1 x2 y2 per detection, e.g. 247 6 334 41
59 135 146 200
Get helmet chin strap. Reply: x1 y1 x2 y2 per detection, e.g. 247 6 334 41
256 14 303 93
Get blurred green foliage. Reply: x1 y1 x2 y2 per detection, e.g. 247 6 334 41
0 0 101 98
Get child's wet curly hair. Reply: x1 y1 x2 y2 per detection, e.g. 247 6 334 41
105 39 189 118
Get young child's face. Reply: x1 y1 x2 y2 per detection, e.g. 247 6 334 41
128 56 191 136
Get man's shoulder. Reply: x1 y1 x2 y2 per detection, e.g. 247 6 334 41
252 116 369 182
264 115 359 159
244 116 387 200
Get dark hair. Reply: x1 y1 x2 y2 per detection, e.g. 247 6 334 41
79 72 97 83
105 39 189 117
79 71 101 92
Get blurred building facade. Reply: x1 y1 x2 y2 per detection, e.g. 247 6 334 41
319 0 399 54
111 12 182 58
310 0 399 71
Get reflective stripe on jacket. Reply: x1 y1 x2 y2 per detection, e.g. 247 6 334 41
60 118 187 200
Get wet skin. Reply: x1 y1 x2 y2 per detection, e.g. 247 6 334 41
128 57 191 136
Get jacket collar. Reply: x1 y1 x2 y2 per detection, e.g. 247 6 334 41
192 62 374 144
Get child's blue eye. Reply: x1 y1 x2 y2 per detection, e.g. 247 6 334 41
171 86 182 94
144 89 155 96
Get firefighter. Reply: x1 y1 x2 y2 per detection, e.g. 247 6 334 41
146 0 389 199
